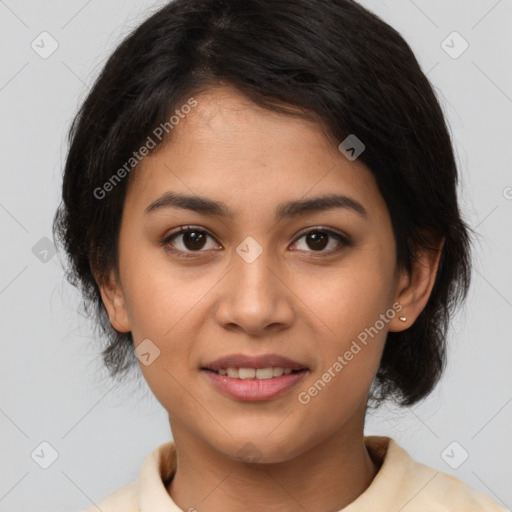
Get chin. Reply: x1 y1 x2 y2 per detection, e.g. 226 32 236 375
209 430 308 465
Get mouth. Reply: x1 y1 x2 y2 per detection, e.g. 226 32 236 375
200 353 310 401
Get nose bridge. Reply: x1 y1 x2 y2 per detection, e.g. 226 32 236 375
233 236 281 304
236 239 276 297
215 236 294 333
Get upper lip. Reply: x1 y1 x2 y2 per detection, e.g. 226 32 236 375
202 353 308 371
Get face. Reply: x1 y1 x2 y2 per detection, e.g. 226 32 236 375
100 85 415 463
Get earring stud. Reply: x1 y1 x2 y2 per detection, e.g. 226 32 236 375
399 316 407 322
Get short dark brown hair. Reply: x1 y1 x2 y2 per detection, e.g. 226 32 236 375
53 0 473 409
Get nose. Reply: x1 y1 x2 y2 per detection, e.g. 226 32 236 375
214 245 295 336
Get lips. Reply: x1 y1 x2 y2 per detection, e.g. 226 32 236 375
201 367 308 401
200 353 309 401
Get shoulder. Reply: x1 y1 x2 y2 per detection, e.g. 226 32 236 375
359 436 507 512
82 481 138 512
417 469 507 511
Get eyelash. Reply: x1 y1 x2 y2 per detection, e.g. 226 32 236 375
161 225 352 259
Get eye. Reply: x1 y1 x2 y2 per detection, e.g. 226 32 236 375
162 225 219 255
161 225 351 258
291 227 351 254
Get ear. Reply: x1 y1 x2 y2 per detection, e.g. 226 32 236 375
389 235 445 332
96 269 131 333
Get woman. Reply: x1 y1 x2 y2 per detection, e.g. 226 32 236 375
53 0 506 510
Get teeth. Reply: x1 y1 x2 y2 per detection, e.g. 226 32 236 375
256 367 273 379
227 367 238 378
239 368 256 379
213 367 301 379
273 367 284 377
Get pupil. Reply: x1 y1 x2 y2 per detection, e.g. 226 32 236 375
184 232 205 250
307 232 327 251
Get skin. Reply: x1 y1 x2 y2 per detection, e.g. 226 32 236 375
98 84 444 512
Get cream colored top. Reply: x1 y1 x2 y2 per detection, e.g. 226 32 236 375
83 436 507 511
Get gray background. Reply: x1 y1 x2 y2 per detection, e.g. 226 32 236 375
0 0 511 511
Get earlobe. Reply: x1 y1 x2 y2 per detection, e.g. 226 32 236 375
97 269 131 333
389 237 445 332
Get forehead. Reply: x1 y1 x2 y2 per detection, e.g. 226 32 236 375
125 85 387 223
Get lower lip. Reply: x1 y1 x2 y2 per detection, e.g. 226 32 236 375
201 369 308 401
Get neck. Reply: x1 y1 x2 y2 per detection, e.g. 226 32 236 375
166 422 379 512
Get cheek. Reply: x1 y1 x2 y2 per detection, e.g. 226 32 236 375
295 282 391 438
294 251 395 403
118 246 224 395
298 254 395 341
119 243 202 337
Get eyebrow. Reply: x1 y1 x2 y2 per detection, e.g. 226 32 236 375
144 191 367 220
